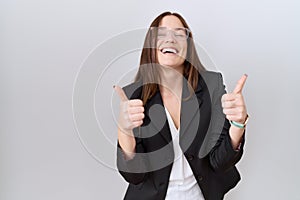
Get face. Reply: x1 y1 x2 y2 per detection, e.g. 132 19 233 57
156 15 188 71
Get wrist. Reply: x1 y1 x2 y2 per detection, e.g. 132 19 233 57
230 114 249 129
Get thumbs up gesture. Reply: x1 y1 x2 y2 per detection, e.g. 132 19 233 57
221 74 248 124
114 85 145 135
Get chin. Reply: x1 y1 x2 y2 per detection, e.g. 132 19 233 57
160 62 184 69
160 59 184 66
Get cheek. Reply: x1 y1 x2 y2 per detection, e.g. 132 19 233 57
179 40 187 53
180 45 188 59
156 40 163 49
156 50 164 64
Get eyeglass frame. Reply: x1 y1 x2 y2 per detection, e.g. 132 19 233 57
150 27 191 41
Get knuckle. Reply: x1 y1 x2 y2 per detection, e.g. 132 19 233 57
221 94 225 101
128 100 134 106
138 99 143 104
222 94 228 100
222 102 226 108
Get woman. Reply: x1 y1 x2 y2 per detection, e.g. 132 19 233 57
114 11 248 200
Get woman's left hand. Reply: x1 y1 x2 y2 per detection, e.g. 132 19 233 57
221 74 248 124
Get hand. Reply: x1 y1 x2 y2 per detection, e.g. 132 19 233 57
221 74 248 124
114 85 145 135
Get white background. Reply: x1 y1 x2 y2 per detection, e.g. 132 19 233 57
1 0 300 199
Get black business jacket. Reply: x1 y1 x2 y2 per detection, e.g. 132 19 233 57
117 71 245 200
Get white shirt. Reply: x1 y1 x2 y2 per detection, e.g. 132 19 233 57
164 107 205 200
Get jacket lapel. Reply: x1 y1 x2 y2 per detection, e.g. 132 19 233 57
144 74 204 146
143 90 172 143
179 76 204 152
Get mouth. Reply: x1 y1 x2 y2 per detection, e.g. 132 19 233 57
160 47 179 55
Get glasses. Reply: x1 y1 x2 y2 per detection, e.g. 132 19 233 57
151 27 191 41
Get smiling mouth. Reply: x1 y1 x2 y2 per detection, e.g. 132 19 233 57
160 47 178 54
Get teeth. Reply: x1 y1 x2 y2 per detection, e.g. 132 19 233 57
162 48 177 54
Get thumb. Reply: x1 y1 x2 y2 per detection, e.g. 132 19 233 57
114 85 129 101
233 74 248 94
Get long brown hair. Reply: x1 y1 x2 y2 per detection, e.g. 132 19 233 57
135 12 206 104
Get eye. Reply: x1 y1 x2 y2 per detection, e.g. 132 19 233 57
157 31 167 37
157 28 167 37
174 28 188 38
174 33 186 38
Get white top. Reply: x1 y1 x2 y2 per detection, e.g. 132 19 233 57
164 107 205 200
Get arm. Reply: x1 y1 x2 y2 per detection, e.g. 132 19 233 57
117 133 148 185
209 119 245 172
114 85 148 185
209 73 246 172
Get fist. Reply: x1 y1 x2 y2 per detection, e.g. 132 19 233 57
114 85 145 134
221 74 248 124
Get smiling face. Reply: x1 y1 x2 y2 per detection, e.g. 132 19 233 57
156 15 188 72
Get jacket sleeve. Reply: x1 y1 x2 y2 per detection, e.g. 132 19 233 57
117 136 148 185
116 83 148 185
209 73 245 172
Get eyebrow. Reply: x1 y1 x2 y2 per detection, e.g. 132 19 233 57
158 27 186 30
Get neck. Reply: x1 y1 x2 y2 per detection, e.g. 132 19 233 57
159 65 183 98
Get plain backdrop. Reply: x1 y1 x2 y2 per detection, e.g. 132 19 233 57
1 0 300 199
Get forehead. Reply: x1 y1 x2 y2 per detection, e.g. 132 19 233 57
159 15 185 28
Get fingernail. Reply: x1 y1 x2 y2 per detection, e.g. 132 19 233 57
244 74 248 77
113 85 115 88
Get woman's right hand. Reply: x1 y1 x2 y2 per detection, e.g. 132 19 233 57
114 85 145 136
114 85 144 159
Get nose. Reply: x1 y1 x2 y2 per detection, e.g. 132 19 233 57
164 30 176 43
